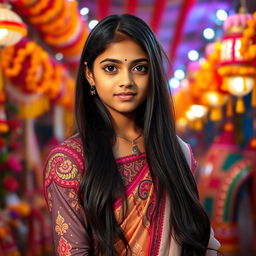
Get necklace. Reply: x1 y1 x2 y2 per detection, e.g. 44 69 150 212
116 133 142 155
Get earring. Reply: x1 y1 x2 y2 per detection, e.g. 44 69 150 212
90 85 96 95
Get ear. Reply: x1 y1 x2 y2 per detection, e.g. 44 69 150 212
84 62 95 85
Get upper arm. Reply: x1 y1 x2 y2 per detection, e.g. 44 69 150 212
44 140 92 255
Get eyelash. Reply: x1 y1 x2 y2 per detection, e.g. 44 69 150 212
103 64 148 73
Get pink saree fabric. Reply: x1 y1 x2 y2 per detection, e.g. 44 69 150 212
43 135 220 255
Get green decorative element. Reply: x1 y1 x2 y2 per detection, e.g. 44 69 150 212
222 154 243 171
203 197 214 218
223 166 252 222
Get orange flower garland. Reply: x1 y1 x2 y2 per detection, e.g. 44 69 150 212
12 0 89 65
240 12 256 60
2 38 75 118
29 0 64 24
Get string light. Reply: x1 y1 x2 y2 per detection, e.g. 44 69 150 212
216 9 228 21
169 77 180 89
188 50 199 61
203 28 215 40
55 53 63 61
174 69 185 80
80 7 89 16
88 20 99 30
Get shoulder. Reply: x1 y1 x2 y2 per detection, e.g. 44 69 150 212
43 135 85 192
177 136 197 173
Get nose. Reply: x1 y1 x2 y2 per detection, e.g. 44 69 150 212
119 69 133 87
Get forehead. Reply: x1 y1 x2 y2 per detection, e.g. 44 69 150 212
95 39 147 62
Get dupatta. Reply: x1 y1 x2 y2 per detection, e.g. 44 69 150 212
112 137 220 255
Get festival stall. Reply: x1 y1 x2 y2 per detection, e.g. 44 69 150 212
173 6 256 255
0 1 88 254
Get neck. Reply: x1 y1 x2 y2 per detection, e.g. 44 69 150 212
111 111 140 138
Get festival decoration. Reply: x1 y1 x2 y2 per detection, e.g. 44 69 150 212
12 0 88 66
0 4 27 47
219 11 256 113
243 138 256 254
0 3 27 133
197 123 253 255
194 42 229 121
202 91 227 121
2 37 75 119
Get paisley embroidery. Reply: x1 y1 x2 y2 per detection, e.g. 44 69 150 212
55 211 69 236
117 156 146 187
64 140 82 154
55 155 79 180
45 151 82 190
146 201 155 222
138 179 153 200
57 236 72 256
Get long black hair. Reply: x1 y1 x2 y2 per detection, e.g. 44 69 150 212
75 14 211 256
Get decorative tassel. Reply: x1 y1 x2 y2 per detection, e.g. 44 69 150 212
226 96 233 117
210 106 222 121
252 84 256 107
236 97 245 113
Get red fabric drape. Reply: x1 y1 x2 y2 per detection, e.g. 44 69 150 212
97 0 111 20
168 0 196 73
150 0 167 34
125 0 139 14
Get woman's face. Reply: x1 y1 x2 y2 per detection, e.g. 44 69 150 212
85 38 149 117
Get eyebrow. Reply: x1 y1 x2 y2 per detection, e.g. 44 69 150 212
99 58 148 64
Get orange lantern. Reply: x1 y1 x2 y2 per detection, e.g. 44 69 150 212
219 12 256 113
202 91 227 121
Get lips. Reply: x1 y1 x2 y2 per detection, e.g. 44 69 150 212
114 91 136 101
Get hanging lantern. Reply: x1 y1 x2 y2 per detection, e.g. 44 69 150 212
0 3 27 132
184 104 208 130
226 76 254 113
219 11 256 113
202 91 227 121
0 4 27 47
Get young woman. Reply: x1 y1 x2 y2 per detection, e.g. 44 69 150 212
44 14 220 256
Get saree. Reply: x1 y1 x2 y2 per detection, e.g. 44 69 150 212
44 135 220 255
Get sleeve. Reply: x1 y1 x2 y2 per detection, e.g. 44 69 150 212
44 144 92 255
177 136 221 254
177 136 197 173
206 228 221 255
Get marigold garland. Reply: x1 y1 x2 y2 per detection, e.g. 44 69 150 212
39 0 69 33
11 0 88 66
55 28 87 57
2 38 75 115
240 11 256 60
29 0 64 24
43 11 79 45
27 0 50 16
